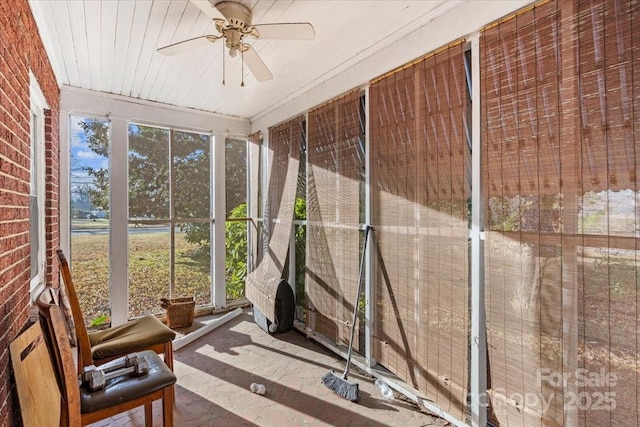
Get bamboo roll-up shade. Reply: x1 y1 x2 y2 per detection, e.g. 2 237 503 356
482 1 639 425
482 3 571 425
370 41 470 420
246 117 303 322
574 1 638 425
371 65 418 388
579 0 634 193
484 3 637 197
418 44 470 419
306 90 363 347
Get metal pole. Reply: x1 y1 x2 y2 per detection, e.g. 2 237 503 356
364 86 375 368
469 32 487 427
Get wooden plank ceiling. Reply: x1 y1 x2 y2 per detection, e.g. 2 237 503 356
28 0 455 120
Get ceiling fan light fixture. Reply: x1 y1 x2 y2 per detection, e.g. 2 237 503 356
225 28 243 57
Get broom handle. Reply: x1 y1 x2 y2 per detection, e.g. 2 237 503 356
343 225 372 378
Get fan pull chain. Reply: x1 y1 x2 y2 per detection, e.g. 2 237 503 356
222 41 226 85
241 45 245 87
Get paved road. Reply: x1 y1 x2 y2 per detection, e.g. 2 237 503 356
72 226 172 235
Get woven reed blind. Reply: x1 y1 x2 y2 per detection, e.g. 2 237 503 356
370 42 470 420
306 90 364 347
482 1 639 425
246 117 303 321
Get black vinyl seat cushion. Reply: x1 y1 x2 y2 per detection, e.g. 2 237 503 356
80 350 176 414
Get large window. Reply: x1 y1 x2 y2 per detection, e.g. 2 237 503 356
29 73 47 298
128 124 212 317
67 118 251 320
69 116 111 326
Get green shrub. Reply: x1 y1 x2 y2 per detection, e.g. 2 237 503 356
225 199 307 302
294 198 306 304
226 203 248 299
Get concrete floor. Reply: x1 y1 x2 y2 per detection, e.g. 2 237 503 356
88 309 450 426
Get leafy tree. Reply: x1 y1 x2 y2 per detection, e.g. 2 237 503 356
126 126 212 222
127 125 171 218
225 139 247 215
173 130 212 246
79 119 109 211
70 182 95 218
79 120 249 248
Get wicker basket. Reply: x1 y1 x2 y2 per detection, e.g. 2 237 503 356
160 297 195 328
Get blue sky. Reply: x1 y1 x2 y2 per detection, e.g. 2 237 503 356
70 115 109 178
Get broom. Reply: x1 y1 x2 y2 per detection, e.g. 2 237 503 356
321 225 372 402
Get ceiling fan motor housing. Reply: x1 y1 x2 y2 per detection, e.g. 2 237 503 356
214 1 253 30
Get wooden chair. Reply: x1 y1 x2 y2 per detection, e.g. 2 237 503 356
35 287 176 426
56 249 176 374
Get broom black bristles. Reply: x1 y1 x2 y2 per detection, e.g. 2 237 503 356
321 370 359 402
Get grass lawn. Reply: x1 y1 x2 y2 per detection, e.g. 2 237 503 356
71 230 213 324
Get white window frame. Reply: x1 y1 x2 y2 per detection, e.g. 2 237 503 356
29 72 48 300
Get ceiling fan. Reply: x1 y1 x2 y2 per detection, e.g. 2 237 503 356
157 0 315 85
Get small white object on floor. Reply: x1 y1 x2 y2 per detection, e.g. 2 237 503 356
268 323 278 333
250 383 266 395
374 379 394 400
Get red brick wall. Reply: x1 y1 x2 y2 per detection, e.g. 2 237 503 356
0 0 59 425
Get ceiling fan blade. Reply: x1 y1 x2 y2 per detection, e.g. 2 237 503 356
190 0 226 21
242 45 273 82
157 35 218 56
251 23 315 40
